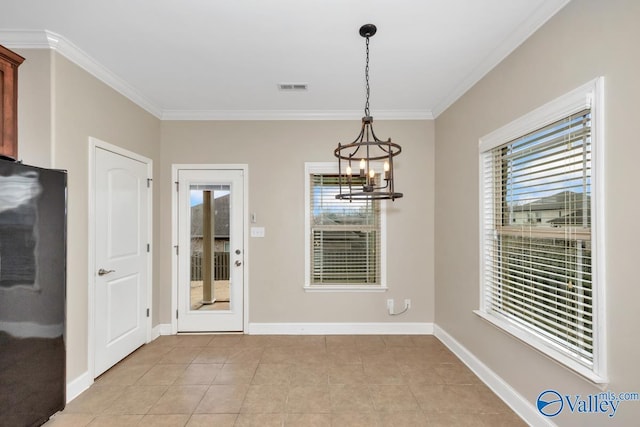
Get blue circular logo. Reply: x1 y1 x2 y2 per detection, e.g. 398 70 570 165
537 390 563 417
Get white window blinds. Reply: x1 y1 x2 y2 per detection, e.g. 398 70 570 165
481 109 594 367
309 174 380 285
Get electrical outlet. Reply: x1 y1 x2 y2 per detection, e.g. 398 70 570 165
386 299 394 312
404 299 411 309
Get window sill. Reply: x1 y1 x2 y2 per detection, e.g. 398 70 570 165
304 285 388 293
473 310 608 385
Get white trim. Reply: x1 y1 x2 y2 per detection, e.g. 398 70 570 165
4 12 574 122
304 162 388 290
66 370 92 403
431 0 571 117
161 109 433 121
1 30 432 121
0 29 52 48
248 322 433 335
477 77 607 383
434 325 556 427
1 30 431 121
153 323 173 338
474 311 607 384
591 77 607 381
171 164 249 334
88 137 153 381
171 166 179 335
303 285 389 293
1 30 162 118
479 78 600 152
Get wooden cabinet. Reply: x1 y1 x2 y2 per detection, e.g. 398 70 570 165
0 45 25 160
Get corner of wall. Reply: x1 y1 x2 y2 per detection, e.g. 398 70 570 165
434 324 556 427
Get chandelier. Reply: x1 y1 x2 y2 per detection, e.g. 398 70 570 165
334 24 403 201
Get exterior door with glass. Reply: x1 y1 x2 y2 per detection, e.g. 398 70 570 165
177 168 244 332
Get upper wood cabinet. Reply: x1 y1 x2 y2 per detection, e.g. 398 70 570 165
0 45 25 160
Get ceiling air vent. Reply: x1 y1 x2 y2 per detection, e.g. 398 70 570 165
278 83 308 91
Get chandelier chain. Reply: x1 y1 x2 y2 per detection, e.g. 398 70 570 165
364 36 370 117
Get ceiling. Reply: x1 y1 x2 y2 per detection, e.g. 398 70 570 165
0 0 569 120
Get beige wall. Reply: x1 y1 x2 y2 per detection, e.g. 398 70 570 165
19 4 639 421
160 120 434 325
51 53 161 381
15 50 162 382
16 48 52 167
14 46 432 387
435 0 640 425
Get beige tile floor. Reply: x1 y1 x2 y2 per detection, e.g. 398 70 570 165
45 335 526 426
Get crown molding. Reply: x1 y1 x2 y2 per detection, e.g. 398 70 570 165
431 0 571 118
2 29 432 122
161 109 433 121
0 29 51 48
1 29 163 118
2 30 431 121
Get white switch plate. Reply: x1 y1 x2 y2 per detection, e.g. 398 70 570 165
250 227 265 238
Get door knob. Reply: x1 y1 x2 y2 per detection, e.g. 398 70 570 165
98 268 115 276
234 260 242 267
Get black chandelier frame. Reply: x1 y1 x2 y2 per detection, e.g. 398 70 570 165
334 24 403 201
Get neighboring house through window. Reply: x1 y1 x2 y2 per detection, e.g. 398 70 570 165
477 78 606 383
304 162 387 291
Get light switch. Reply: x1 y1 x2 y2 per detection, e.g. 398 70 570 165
250 227 265 238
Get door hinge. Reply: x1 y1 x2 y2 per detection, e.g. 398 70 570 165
146 308 150 317
147 178 152 188
174 245 179 255
175 181 179 192
176 309 179 319
147 243 150 252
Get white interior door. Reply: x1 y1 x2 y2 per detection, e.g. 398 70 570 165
94 147 149 376
177 169 244 332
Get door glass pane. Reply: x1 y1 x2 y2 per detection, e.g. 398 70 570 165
189 184 230 311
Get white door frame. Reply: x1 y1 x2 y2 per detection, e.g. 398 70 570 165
171 164 249 334
88 137 153 380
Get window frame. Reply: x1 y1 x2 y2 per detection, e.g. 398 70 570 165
304 162 388 292
476 78 607 383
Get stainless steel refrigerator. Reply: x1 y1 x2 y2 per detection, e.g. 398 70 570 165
0 158 66 426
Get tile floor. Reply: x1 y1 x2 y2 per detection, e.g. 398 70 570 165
45 335 526 426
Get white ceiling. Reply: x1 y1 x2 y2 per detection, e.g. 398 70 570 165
0 0 569 120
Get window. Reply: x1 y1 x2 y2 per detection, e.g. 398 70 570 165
477 78 606 383
304 163 386 291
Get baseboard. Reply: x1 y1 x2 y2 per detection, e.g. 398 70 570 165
68 324 171 404
66 370 93 403
152 323 172 339
247 322 433 335
433 325 556 427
